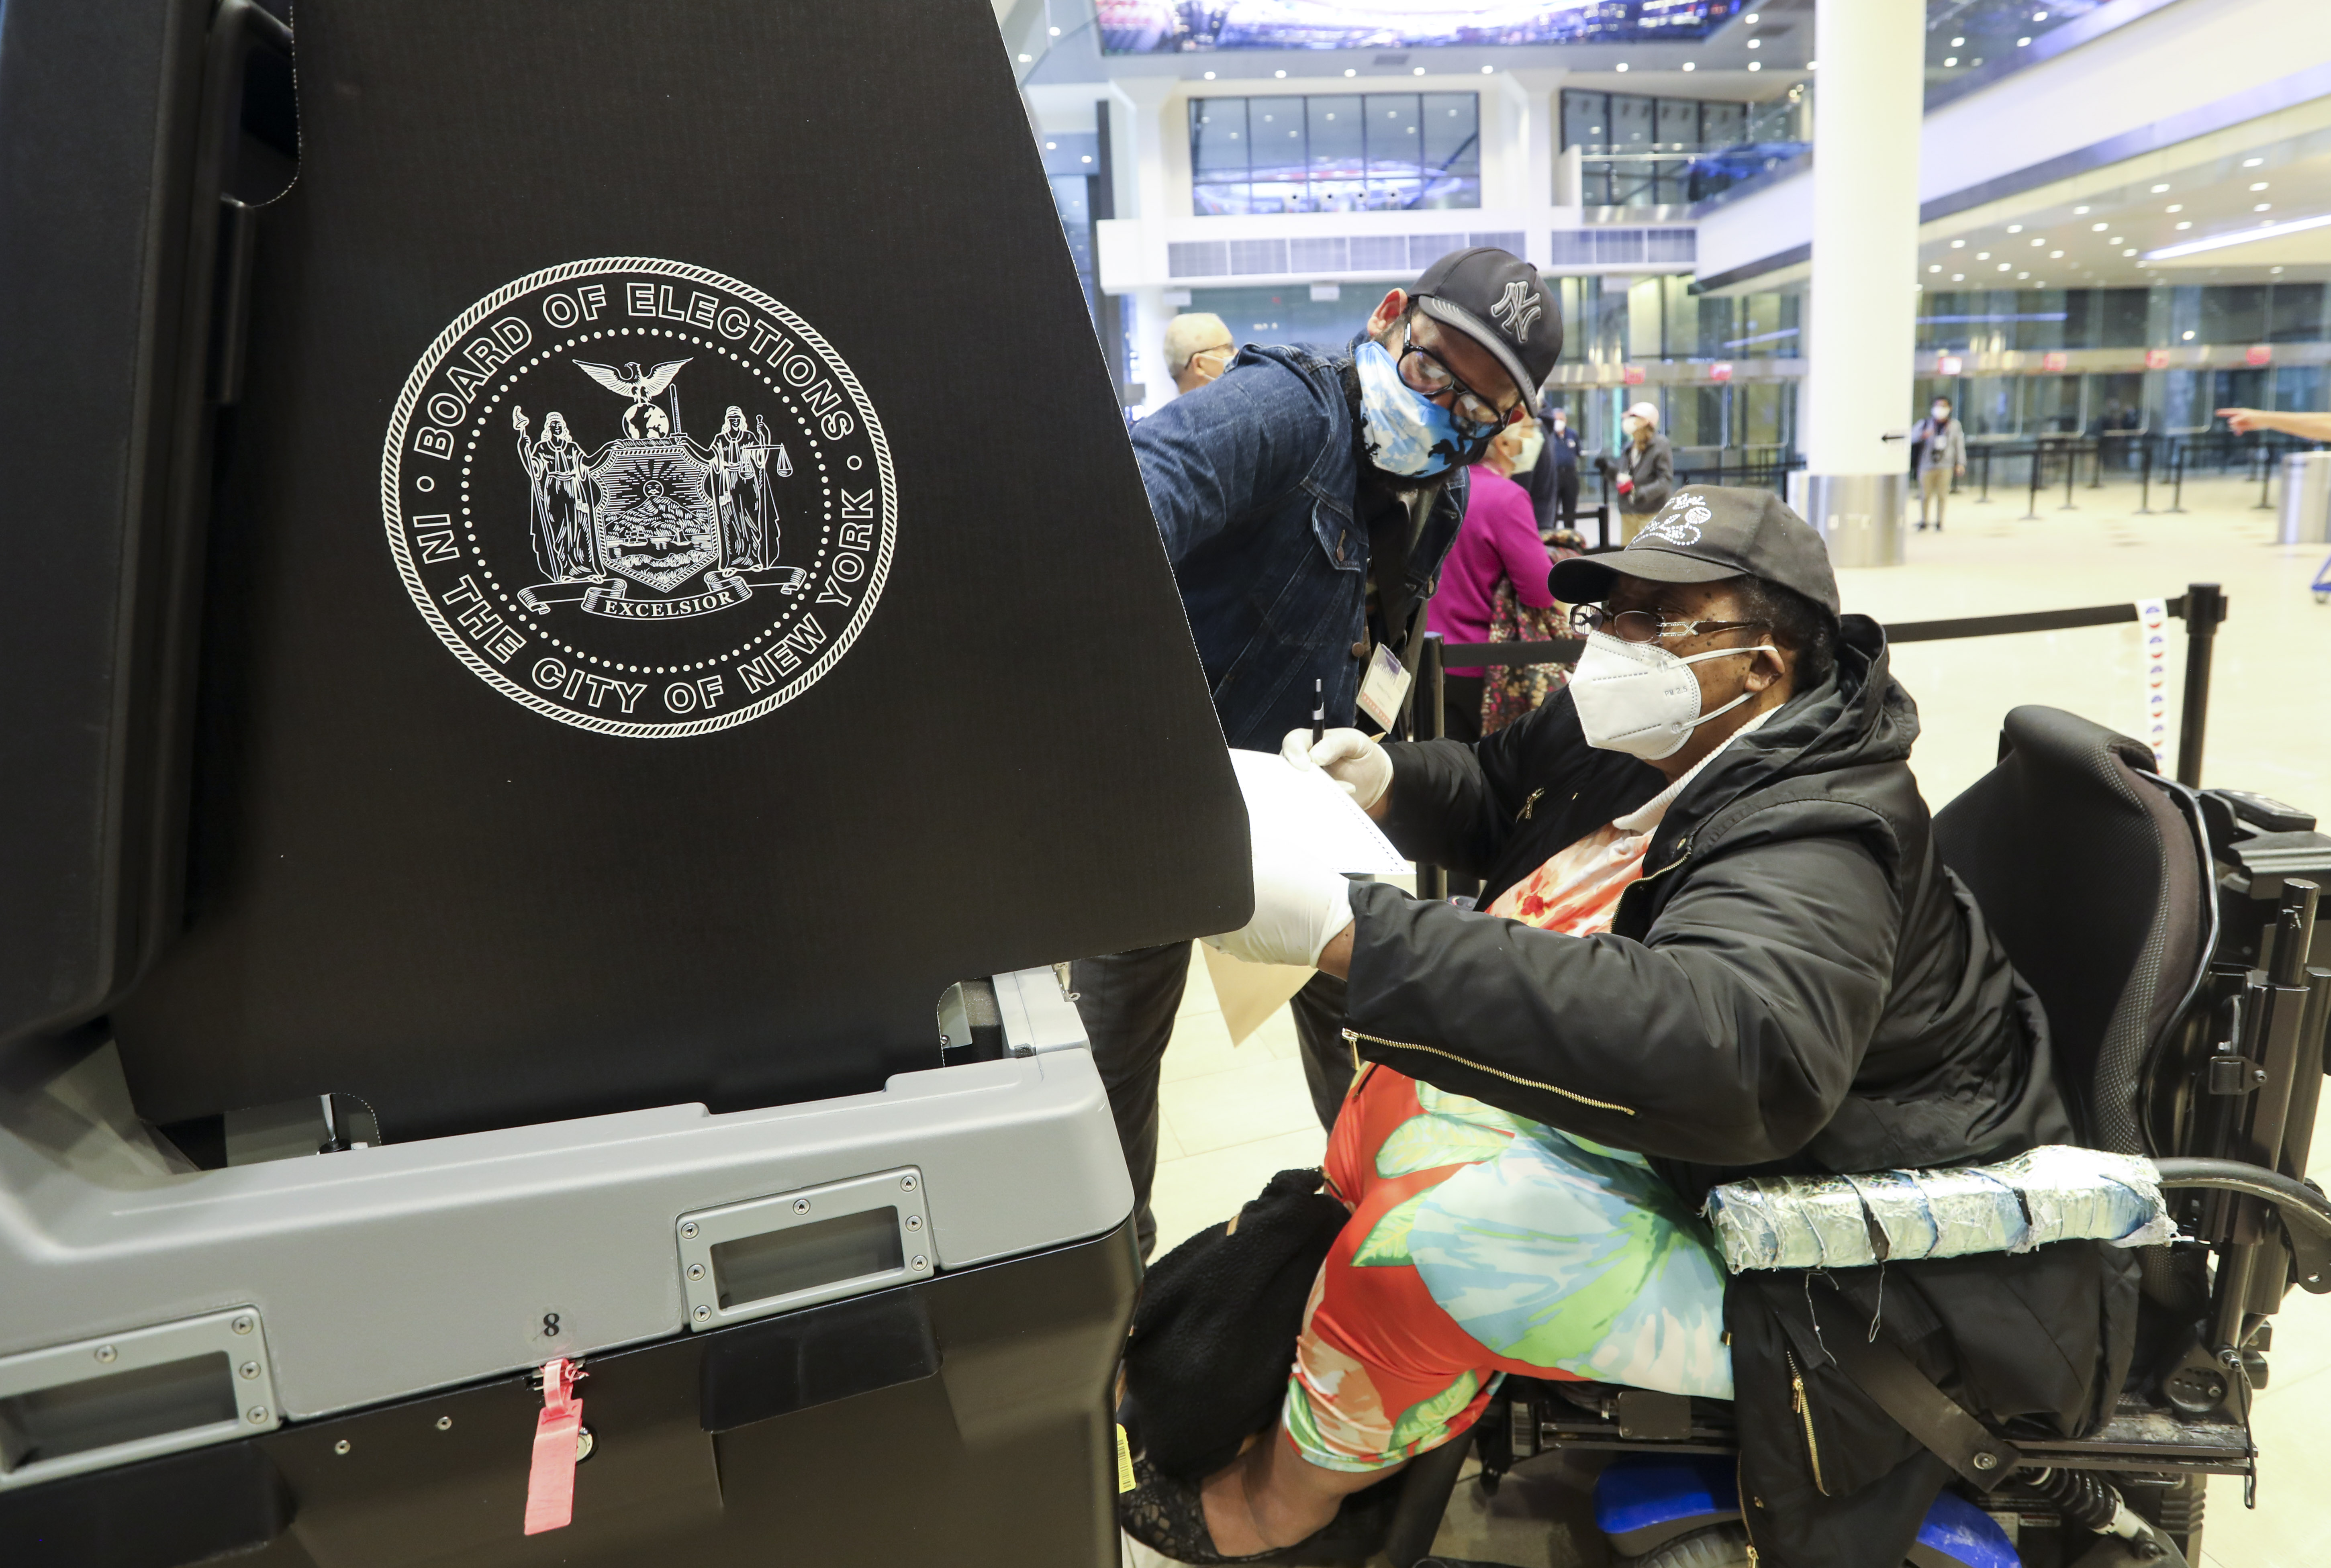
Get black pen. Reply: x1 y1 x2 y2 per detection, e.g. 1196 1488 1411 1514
1312 678 1325 747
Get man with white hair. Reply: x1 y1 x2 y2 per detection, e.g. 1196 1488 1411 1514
1163 311 1236 396
1610 398 1674 541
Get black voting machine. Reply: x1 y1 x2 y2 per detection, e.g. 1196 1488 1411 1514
0 3 1248 1563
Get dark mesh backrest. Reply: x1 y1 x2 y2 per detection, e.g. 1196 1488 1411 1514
1932 706 2210 1152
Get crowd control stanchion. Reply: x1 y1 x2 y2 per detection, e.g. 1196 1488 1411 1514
2060 438 2082 511
1977 444 1995 504
1416 632 1448 903
2135 437 2156 515
2257 445 2277 510
2176 582 2226 788
2023 441 2045 520
2168 440 2188 514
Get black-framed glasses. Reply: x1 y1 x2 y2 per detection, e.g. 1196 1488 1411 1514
1570 604 1767 645
1396 335 1516 439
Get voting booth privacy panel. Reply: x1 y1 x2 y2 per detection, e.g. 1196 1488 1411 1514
0 1 1246 1563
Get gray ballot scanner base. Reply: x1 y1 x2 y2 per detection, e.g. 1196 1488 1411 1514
1 970 1139 1565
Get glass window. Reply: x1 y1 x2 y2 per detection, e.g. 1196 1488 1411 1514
1561 90 1608 152
1422 94 1479 211
1190 98 1248 216
1654 98 1700 154
1187 93 1479 216
1701 101 1745 149
1307 95 1365 212
1609 94 1655 152
1367 94 1423 210
2268 282 2325 343
2200 286 2267 345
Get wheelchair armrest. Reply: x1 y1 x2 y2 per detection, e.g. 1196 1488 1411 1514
2153 1157 2331 1292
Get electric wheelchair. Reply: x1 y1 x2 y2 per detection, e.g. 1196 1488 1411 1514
1332 706 2331 1568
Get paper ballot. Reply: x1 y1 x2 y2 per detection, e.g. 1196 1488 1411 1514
1227 749 1409 875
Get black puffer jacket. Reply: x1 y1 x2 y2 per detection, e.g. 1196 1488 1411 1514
1344 615 2072 1199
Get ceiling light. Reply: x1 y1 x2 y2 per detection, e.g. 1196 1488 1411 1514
1976 251 1991 259
1748 61 1762 71
2183 330 2195 340
1746 12 1761 22
1682 61 1696 71
1953 273 1965 282
2175 221 2192 230
2110 236 2124 244
1275 69 1287 77
2017 36 2031 47
2251 182 2270 192
2123 248 2137 256
1952 239 1966 247
1048 24 1060 35
1413 66 1426 76
2091 222 2107 231
2051 249 2064 257
2257 203 2274 212
1204 69 1215 78
2166 204 2182 213
1951 36 1965 46
1615 62 1629 72
1081 155 1092 162
1748 38 1761 49
1045 141 1056 150
1481 65 1494 74
2035 8 2049 18
2074 206 2090 214
2031 238 2045 247
1017 52 1031 61
2243 157 2264 167
1808 59 1817 69
2273 266 2286 274
1944 56 1959 67
2153 184 2173 194
1344 67 1355 76
1929 264 1941 272
2007 224 2023 233
1998 262 2011 271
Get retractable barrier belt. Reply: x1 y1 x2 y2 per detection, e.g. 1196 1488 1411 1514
1423 584 2227 790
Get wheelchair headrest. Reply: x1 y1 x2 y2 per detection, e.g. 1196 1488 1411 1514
1932 706 2212 1153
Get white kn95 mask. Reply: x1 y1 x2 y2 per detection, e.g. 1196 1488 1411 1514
1569 629 1777 761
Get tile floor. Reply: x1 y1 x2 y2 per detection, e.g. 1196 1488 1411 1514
1134 472 2331 1567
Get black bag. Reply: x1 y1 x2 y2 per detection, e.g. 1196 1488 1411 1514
1118 1167 1350 1481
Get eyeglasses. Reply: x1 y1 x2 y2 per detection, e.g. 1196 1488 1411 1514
1396 335 1516 440
1192 343 1235 365
1570 604 1767 645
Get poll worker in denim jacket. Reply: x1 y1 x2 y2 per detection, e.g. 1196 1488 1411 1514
1074 249 1563 1256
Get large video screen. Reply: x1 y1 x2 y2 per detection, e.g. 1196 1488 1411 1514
1099 1 1746 55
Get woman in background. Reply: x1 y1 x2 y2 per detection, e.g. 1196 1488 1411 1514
1424 415 1557 744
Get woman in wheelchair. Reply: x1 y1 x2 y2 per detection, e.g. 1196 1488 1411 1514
1136 489 2098 1565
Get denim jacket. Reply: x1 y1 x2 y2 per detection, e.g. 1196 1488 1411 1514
1131 341 1469 751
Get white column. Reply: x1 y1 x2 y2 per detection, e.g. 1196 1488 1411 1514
1802 0 1924 567
1126 286 1173 415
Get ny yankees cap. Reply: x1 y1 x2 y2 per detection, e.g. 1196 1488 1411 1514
1551 485 1842 618
1411 247 1563 405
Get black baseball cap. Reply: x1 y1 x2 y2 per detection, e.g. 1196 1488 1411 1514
1550 486 1841 618
1411 247 1563 407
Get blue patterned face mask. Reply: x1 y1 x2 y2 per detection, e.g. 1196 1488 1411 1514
1355 338 1466 478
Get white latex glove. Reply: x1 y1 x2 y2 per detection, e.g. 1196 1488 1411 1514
1278 727 1393 812
1204 841 1355 968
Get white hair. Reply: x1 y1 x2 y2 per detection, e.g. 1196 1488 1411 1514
1163 312 1233 377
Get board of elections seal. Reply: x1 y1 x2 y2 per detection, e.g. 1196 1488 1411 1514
382 257 896 737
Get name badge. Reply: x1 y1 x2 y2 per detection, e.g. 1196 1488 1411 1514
1354 644 1413 732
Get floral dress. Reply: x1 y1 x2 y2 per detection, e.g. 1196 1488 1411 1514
1279 740 1754 1473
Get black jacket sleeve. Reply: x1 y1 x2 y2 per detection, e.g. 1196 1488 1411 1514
1340 820 1902 1166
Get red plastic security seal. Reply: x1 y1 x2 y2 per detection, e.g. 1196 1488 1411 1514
522 1356 584 1535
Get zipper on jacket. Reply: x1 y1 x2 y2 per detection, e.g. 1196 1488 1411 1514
1783 1348 1828 1496
1736 1453 1761 1564
1340 1028 1635 1115
1518 787 1545 820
